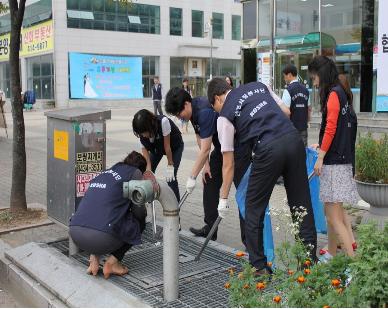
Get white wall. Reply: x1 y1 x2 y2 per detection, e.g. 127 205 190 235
52 0 242 108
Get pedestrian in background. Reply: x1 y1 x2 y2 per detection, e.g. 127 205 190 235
152 76 163 115
180 78 192 133
308 56 358 259
132 109 184 202
282 64 311 147
225 75 234 88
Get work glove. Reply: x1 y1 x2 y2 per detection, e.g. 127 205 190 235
185 176 196 193
217 198 229 219
165 165 175 182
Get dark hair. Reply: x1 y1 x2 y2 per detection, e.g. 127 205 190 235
132 109 158 138
308 56 353 112
225 75 234 87
282 64 298 77
182 77 189 83
207 77 232 105
338 73 353 105
123 151 147 173
153 76 159 80
165 87 192 115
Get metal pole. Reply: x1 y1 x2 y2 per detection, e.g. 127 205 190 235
210 18 213 80
319 0 322 55
269 0 276 90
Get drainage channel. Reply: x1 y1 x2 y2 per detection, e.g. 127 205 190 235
50 224 243 307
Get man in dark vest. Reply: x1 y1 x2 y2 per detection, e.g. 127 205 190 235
165 87 222 240
207 77 317 276
282 64 311 146
152 76 163 115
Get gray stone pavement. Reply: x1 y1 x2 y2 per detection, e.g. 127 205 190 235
0 103 326 252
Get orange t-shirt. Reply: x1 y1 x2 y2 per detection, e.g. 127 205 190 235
321 92 340 152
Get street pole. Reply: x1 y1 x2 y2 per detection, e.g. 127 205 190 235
318 0 322 55
269 0 276 90
210 18 213 80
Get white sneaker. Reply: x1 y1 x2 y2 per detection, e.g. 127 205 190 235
319 252 333 263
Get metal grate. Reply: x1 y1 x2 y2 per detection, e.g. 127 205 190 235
50 224 244 307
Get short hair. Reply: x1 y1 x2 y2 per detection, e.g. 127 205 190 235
132 109 158 138
165 87 192 116
153 76 159 80
182 77 189 83
123 151 147 173
207 77 232 105
282 64 298 77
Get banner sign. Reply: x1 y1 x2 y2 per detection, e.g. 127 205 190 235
257 52 271 86
0 20 53 61
377 0 388 112
69 52 143 100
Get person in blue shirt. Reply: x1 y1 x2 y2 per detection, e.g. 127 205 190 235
207 77 317 276
165 88 221 240
69 151 147 279
132 109 184 202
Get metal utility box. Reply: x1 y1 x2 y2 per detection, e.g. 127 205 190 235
45 108 111 226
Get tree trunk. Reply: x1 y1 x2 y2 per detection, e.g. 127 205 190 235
8 0 27 212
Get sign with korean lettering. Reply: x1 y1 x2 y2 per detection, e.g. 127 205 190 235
0 20 53 61
75 151 104 197
377 0 388 112
257 52 271 87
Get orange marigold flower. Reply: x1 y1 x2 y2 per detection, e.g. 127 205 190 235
224 282 231 289
243 283 250 289
238 272 244 280
236 251 245 257
267 261 273 267
297 276 306 283
323 306 330 308
304 268 311 275
273 296 282 303
288 269 294 275
256 282 266 290
331 279 341 287
304 260 311 267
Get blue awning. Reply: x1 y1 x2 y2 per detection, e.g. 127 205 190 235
335 43 361 54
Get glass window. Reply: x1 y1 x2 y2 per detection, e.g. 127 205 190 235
0 62 11 98
232 15 241 40
22 0 52 28
192 10 204 38
243 0 257 40
170 7 182 36
142 56 159 98
27 54 54 100
212 12 224 39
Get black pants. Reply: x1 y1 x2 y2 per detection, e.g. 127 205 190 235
299 129 308 147
150 143 184 202
153 100 163 115
245 131 317 269
202 149 223 229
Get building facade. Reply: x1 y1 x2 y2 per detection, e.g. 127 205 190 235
0 0 242 109
241 0 381 113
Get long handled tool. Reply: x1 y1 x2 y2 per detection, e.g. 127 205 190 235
151 201 158 239
178 191 190 210
194 171 317 262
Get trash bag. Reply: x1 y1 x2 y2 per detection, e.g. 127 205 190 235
235 164 275 263
306 147 327 234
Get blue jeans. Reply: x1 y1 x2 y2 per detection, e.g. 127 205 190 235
150 143 184 202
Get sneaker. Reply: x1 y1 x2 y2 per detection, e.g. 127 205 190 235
189 225 217 241
318 252 333 264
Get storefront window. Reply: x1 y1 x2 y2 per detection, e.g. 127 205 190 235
27 54 54 100
67 0 160 34
243 0 257 40
212 13 224 39
170 7 182 36
232 15 241 40
142 56 159 98
192 10 204 38
0 62 10 98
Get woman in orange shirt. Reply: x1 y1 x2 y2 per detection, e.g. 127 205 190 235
308 56 359 259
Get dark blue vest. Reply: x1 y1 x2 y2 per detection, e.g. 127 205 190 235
319 85 357 167
152 84 162 100
69 163 142 245
287 82 309 131
220 82 295 147
140 116 183 155
191 96 221 150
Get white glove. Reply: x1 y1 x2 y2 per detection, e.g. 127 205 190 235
217 199 229 219
186 176 196 193
165 165 175 182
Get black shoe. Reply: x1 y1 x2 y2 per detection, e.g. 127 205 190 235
189 225 217 241
254 266 273 280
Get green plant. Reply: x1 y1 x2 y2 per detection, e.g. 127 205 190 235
355 133 388 184
226 223 388 308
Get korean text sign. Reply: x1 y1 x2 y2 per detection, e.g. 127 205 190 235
377 0 388 112
69 52 143 100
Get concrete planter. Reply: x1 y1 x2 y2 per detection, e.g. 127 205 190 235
356 180 388 216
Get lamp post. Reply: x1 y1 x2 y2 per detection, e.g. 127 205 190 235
205 18 213 80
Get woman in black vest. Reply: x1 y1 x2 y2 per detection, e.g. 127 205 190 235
133 109 184 202
308 56 359 259
69 151 147 279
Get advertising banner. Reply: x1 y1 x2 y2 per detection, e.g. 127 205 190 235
69 52 143 100
257 52 271 86
377 0 388 112
0 20 53 61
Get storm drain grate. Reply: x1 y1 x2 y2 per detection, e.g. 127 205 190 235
50 224 246 307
